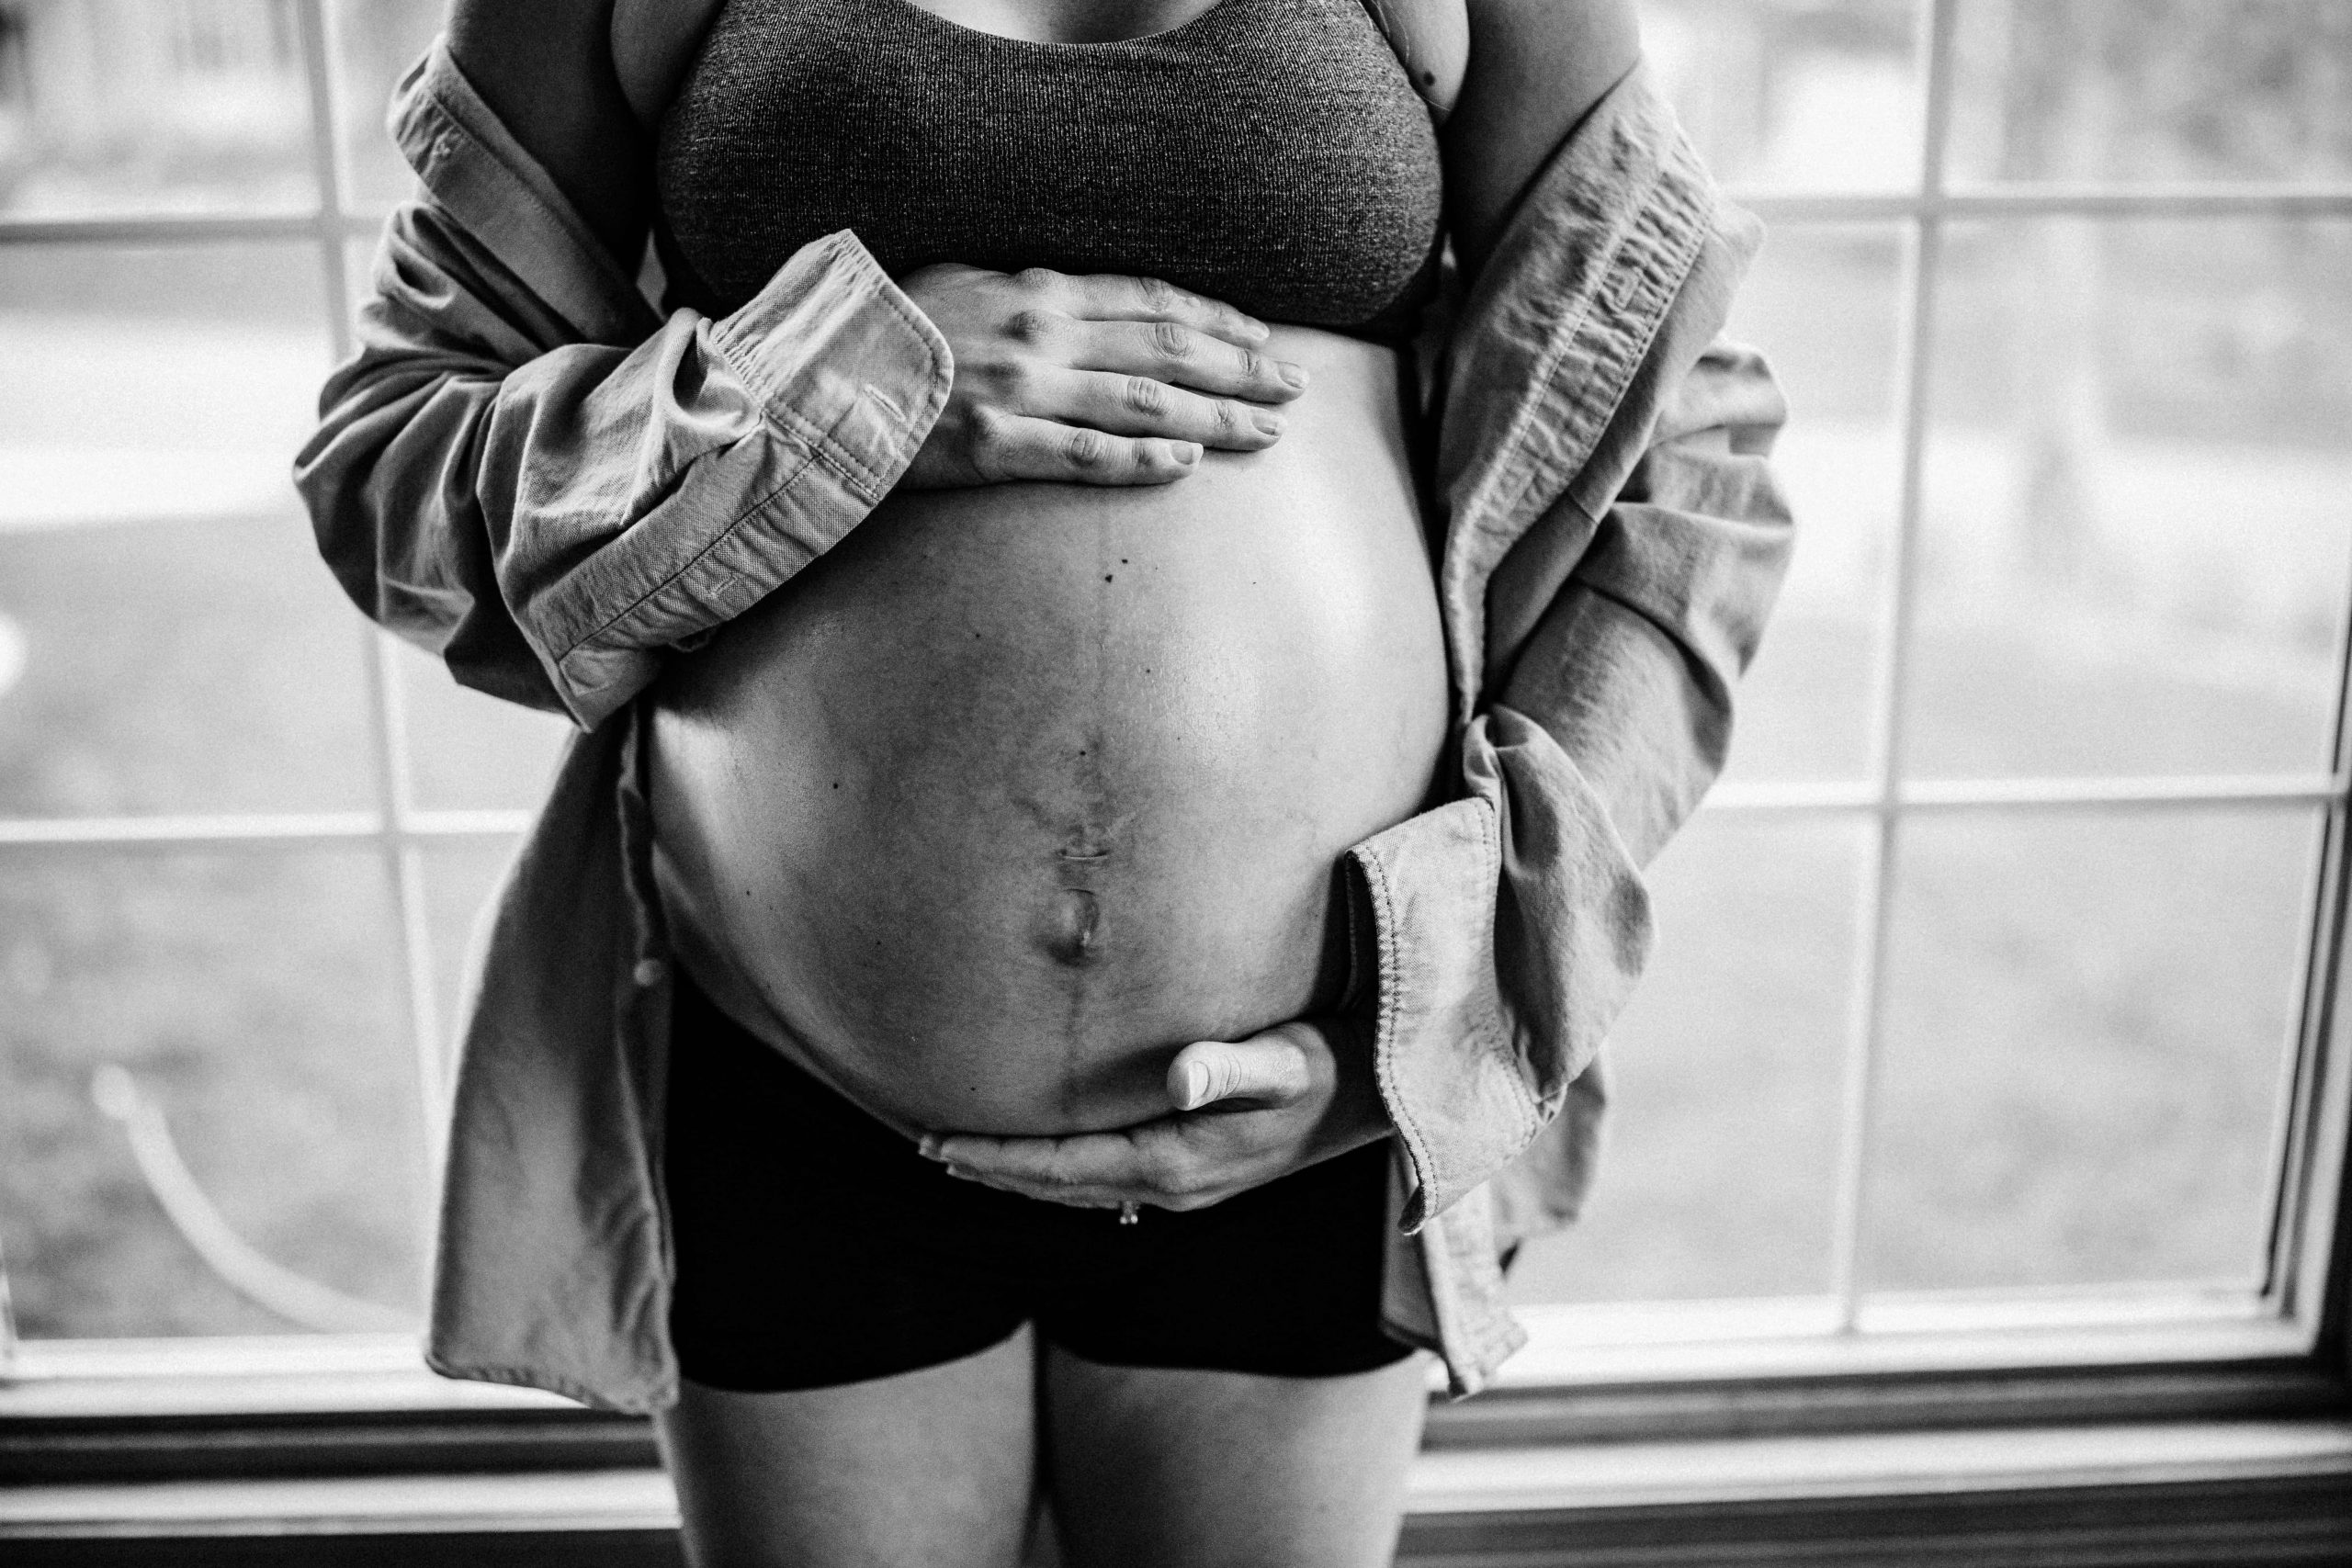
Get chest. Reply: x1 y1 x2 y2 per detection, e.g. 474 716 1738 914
611 0 1463 123
650 0 1445 330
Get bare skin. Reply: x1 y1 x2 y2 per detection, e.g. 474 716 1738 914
660 1334 1040 1568
655 1332 1431 1568
452 1 1639 1562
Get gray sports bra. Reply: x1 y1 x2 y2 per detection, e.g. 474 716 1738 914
654 0 1445 338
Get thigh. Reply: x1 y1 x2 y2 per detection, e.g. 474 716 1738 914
659 1325 1041 1568
1041 1345 1430 1568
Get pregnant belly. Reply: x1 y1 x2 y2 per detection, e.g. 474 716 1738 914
648 326 1450 1136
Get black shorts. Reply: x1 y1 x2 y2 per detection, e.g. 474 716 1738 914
663 976 1413 1392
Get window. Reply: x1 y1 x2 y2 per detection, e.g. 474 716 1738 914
1492 0 2352 1400
4 0 2349 1558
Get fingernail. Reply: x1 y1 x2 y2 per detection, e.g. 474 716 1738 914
1251 410 1285 437
1278 363 1307 390
1182 1063 1210 1108
1173 441 1203 463
944 1165 975 1181
917 1136 944 1161
1242 317 1272 340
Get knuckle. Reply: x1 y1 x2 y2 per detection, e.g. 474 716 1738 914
1122 375 1170 416
1012 266 1060 296
1238 349 1268 383
1136 275 1179 312
1063 425 1112 468
1002 308 1054 346
1149 319 1193 359
1210 399 1242 435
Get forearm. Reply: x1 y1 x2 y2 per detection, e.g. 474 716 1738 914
1356 146 1792 1227
293 39 950 728
299 212 949 728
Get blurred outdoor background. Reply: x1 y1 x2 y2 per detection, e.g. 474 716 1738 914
1 0 2349 1343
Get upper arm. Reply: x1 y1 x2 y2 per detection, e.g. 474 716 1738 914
1442 0 1643 279
446 0 652 269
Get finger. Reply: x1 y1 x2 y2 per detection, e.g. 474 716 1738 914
943 1166 1145 1210
928 1126 1158 1190
1074 318 1308 405
1042 367 1285 451
929 1122 1255 1210
1169 1030 1315 1111
967 411 1202 486
1045 269 1274 349
945 1165 1241 1215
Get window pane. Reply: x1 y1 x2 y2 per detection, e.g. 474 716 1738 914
1642 0 1924 193
1905 219 2352 780
1946 0 2352 187
1510 816 1860 1304
1718 225 1905 786
394 638 571 815
0 0 313 219
1865 809 2312 1294
0 850 427 1339
0 242 378 818
326 0 443 215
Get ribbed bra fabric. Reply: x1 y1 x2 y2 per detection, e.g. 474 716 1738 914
654 0 1445 336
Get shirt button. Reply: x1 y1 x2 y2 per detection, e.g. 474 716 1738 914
632 958 668 988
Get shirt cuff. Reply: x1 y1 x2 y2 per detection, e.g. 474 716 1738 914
704 230 953 509
1348 794 1543 1232
544 232 951 725
1348 707 1656 1233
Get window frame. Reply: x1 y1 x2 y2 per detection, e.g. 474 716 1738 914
3 0 2351 1538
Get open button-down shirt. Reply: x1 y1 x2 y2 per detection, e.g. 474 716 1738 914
294 38 1792 1410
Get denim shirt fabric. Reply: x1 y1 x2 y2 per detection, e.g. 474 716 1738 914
295 39 1791 1411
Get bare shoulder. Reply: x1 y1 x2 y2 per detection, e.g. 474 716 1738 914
1461 0 1639 121
446 0 653 264
1363 0 1468 118
612 0 729 130
1443 0 1642 273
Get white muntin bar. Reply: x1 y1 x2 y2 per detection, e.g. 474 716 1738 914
288 0 448 1179
0 810 530 852
1744 185 2352 225
3 776 2333 856
1825 0 1962 1337
2261 565 2352 1331
6 192 2346 253
1705 773 2351 816
0 212 349 245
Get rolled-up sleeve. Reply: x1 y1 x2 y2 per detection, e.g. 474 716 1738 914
1350 73 1793 1234
293 40 951 728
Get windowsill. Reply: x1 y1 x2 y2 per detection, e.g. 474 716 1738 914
0 1281 2312 1413
6 1284 2344 1482
5 1419 2348 1564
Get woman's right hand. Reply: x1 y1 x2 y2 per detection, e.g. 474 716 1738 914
897 265 1310 489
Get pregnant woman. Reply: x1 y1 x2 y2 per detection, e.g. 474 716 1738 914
299 0 1791 1562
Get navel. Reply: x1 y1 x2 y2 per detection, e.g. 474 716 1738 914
1037 887 1104 968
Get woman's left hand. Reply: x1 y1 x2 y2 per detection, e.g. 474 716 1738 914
922 1018 1390 1213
